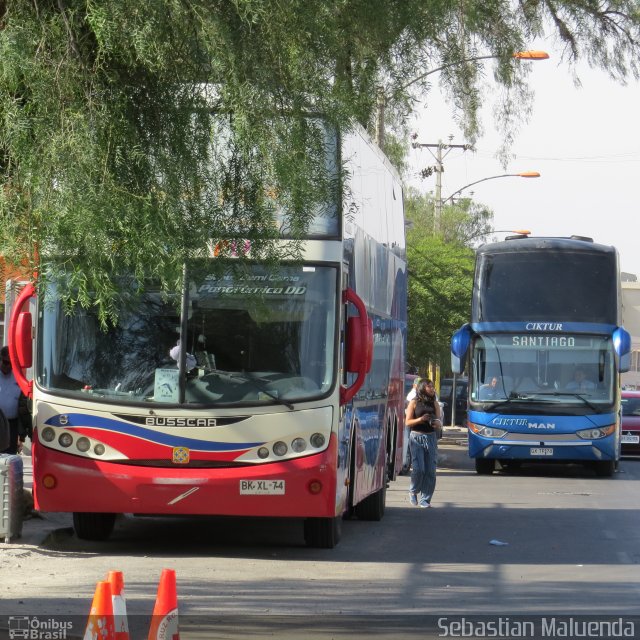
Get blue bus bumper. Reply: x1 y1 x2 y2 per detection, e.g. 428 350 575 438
467 411 619 462
469 433 617 462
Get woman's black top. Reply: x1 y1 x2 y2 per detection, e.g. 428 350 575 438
412 395 438 434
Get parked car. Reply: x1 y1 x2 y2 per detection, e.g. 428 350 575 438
621 390 640 456
439 377 468 426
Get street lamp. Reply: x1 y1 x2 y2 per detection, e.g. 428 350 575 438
441 171 541 207
375 51 549 147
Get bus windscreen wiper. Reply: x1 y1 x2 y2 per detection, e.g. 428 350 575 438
532 391 599 412
223 371 295 411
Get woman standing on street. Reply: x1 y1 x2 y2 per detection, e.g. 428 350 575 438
405 378 442 508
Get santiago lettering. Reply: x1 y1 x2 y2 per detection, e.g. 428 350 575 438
512 336 575 347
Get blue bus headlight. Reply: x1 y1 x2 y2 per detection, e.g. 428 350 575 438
576 425 615 440
468 422 507 438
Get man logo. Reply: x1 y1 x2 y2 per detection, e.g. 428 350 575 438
172 447 190 464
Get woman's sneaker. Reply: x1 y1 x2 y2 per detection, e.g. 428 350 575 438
419 499 431 508
409 493 418 506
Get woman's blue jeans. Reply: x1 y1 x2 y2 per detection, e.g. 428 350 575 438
409 431 438 504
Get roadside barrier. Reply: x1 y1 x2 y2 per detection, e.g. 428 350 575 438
84 569 179 640
148 569 180 640
83 580 116 640
107 570 130 640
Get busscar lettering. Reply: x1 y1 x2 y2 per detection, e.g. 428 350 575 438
512 336 575 347
145 417 217 427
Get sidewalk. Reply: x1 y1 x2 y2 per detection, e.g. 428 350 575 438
5 443 74 547
437 425 471 470
440 425 468 446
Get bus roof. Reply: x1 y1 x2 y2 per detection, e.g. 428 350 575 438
477 235 618 257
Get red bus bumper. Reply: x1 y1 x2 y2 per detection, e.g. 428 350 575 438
32 436 339 518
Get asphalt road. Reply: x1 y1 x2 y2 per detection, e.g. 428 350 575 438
3 439 640 639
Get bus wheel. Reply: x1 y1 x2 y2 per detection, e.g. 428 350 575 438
73 512 116 541
594 460 615 477
475 458 495 475
303 516 342 548
354 483 386 521
386 425 396 482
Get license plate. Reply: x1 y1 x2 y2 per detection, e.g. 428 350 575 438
239 480 285 495
621 434 640 444
530 447 553 456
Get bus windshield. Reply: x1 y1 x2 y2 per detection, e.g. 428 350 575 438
470 333 616 410
37 264 338 406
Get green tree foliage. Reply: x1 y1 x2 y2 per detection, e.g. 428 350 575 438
405 188 490 372
406 230 474 374
0 1 639 321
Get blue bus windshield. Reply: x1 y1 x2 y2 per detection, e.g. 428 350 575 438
470 333 615 411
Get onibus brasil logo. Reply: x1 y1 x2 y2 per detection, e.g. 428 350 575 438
8 616 73 639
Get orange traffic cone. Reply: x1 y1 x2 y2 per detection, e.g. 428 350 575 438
84 580 116 640
107 571 130 640
148 569 179 640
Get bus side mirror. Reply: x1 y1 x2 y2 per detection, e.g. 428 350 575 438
16 311 33 368
341 288 372 404
613 326 631 373
8 282 36 398
345 316 363 372
451 324 471 375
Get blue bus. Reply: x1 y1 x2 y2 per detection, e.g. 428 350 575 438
451 234 631 477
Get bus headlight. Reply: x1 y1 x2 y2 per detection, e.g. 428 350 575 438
310 433 325 448
40 427 56 443
58 432 74 448
576 425 615 440
273 441 288 456
291 438 306 453
468 422 507 438
76 437 91 452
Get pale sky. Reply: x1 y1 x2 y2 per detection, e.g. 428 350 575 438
407 38 640 278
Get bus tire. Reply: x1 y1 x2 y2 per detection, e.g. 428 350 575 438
594 460 615 477
73 512 117 541
386 421 396 482
303 516 342 548
342 434 357 520
475 458 495 475
354 483 386 521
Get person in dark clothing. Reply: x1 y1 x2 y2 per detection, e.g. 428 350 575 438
0 346 22 454
405 379 442 508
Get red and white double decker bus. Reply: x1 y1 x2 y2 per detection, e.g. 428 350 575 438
8 123 407 548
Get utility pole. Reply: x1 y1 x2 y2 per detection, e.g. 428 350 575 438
434 142 443 230
412 139 473 231
375 87 385 148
